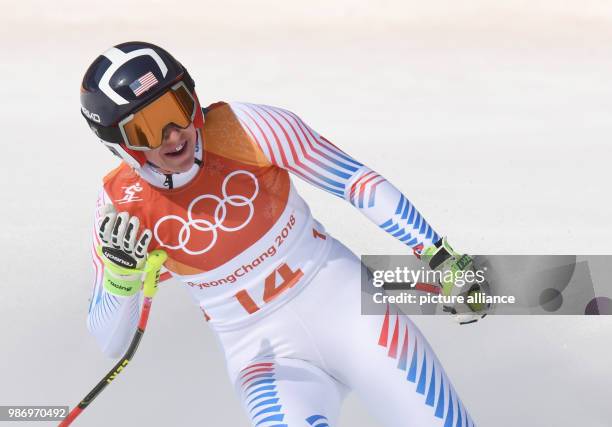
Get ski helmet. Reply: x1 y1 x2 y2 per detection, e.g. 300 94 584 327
80 41 204 168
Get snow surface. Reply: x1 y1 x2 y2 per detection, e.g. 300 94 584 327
0 1 611 426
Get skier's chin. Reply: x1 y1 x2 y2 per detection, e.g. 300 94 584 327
162 155 195 173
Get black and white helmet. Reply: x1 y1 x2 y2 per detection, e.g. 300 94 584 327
80 41 202 167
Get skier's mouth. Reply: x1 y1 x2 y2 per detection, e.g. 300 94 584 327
164 140 188 157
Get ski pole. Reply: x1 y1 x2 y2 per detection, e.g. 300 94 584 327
59 249 167 427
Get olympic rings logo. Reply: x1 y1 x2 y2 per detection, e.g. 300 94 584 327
153 170 259 255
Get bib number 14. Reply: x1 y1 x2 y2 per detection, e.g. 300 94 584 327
235 263 304 314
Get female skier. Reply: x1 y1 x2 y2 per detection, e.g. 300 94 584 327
81 41 487 427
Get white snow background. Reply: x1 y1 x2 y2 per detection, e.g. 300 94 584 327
0 1 611 426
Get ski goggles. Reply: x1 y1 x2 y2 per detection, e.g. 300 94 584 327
118 81 196 151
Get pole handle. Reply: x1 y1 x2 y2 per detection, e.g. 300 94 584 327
143 250 167 298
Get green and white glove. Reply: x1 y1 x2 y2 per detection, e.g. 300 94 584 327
421 237 493 324
97 204 152 297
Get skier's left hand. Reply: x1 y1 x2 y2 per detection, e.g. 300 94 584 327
444 274 494 325
422 238 494 325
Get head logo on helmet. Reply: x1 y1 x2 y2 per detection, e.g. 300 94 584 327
80 41 204 168
81 106 101 123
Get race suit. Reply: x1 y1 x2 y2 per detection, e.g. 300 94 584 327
87 102 475 427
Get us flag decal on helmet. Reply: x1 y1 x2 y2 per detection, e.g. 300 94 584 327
129 71 158 96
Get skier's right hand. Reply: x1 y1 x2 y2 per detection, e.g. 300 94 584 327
97 204 152 297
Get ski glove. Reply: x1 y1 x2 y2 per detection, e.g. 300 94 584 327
422 238 493 325
97 204 152 297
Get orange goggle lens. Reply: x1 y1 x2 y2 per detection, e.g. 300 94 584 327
118 82 196 150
